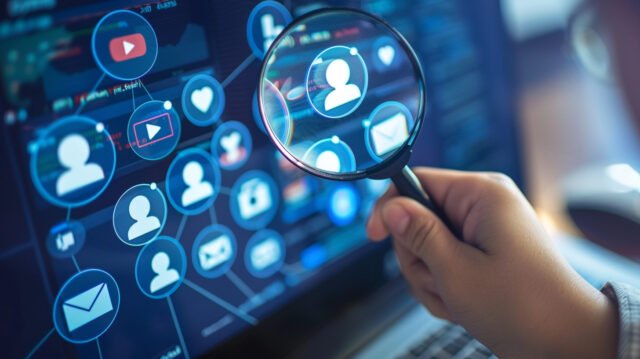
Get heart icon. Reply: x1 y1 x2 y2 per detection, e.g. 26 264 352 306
191 86 214 113
378 45 395 66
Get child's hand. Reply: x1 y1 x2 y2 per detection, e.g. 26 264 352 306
366 168 618 359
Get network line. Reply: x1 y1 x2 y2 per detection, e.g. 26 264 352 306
75 73 106 116
168 296 191 359
96 338 104 359
25 327 54 359
175 215 188 240
183 279 258 325
222 54 256 88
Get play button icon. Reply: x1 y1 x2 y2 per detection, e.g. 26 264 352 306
109 33 147 63
146 124 161 140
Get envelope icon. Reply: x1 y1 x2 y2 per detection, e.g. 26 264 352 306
62 283 113 332
198 235 232 270
371 112 410 156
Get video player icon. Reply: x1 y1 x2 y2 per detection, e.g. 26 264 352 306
133 114 173 148
127 100 182 161
109 33 147 62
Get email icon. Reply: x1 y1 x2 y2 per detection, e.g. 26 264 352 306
250 238 281 271
62 283 113 332
370 112 410 156
198 235 233 271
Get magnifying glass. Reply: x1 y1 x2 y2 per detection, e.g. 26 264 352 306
259 8 453 230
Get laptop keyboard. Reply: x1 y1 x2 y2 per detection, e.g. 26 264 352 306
395 323 496 359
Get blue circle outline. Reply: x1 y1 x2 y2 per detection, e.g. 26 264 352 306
246 1 293 60
364 101 415 162
127 100 182 161
30 116 117 208
191 224 238 278
46 220 86 259
165 148 221 216
305 45 369 119
134 236 187 300
181 74 226 127
91 10 159 81
261 79 293 145
302 138 357 174
229 170 280 231
52 268 121 344
211 121 253 171
244 229 286 278
112 183 168 247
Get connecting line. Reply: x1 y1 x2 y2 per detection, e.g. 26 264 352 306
167 296 191 359
218 187 232 196
138 80 154 100
75 73 106 115
183 279 258 325
221 54 256 88
71 255 81 272
96 338 103 359
25 327 55 359
176 215 188 240
226 270 256 299
208 206 217 224
131 81 137 109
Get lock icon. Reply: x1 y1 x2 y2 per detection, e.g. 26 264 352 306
237 178 273 220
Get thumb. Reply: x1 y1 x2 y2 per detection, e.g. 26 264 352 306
381 197 471 272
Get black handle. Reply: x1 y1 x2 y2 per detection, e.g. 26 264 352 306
390 166 459 238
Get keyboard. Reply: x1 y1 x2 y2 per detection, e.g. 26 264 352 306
395 324 495 359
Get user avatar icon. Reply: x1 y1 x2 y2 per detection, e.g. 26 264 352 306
166 148 220 215
323 59 362 112
56 134 105 196
31 116 116 208
211 121 253 170
306 46 368 119
128 195 161 241
135 236 186 299
113 183 167 247
149 252 180 293
181 161 214 207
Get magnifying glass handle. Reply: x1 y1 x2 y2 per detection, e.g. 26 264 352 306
391 166 460 239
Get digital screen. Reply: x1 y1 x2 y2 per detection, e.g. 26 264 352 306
0 1 522 358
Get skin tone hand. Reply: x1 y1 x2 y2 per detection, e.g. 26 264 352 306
367 168 618 359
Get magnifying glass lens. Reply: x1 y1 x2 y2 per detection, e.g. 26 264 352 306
260 9 426 180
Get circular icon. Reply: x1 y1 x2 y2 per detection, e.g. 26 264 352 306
245 230 286 278
135 236 186 299
326 184 360 226
113 183 167 246
372 36 402 72
166 148 221 215
364 101 415 162
92 10 158 80
53 269 120 343
192 225 237 278
261 79 292 144
127 100 182 161
46 221 86 259
30 116 116 208
181 74 225 127
301 137 356 174
247 1 293 59
230 170 279 231
211 121 253 171
306 46 368 119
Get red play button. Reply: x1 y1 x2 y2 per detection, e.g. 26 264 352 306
109 33 147 62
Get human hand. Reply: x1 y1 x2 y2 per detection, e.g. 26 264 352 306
367 168 617 359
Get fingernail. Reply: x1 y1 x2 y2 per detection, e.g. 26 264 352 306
382 203 410 236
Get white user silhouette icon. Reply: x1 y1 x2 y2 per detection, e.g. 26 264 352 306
149 252 179 293
181 161 213 207
323 59 362 111
56 134 105 196
127 195 161 240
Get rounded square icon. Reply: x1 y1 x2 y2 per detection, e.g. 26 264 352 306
127 100 182 161
92 10 158 80
46 220 86 258
166 148 221 215
135 237 186 299
245 230 286 278
53 269 120 343
211 121 253 171
113 183 167 246
306 46 369 119
301 136 356 174
30 116 116 208
192 225 237 278
247 1 293 59
230 170 280 230
364 101 415 162
181 74 225 127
